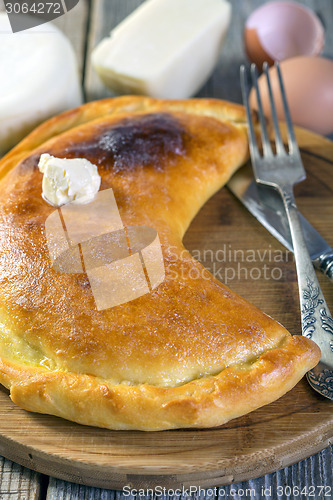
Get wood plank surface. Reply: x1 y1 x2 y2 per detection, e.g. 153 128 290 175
52 0 89 77
1 0 333 498
0 456 43 500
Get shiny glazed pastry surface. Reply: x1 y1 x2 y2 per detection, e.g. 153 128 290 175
0 96 320 430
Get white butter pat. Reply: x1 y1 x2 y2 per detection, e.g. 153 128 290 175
0 14 82 156
92 0 231 99
38 154 101 207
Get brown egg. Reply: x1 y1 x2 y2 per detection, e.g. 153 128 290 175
249 57 333 136
244 2 324 67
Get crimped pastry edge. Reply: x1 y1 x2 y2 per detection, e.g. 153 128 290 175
0 335 320 431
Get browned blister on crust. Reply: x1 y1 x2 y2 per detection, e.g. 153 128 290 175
0 96 320 431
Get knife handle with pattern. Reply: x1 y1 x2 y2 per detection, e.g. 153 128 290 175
314 251 333 283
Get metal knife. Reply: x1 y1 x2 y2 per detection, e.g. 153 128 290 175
227 164 333 283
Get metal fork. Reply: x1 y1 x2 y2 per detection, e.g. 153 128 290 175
240 62 333 400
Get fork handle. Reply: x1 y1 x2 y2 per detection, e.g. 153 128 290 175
281 187 333 369
313 251 333 284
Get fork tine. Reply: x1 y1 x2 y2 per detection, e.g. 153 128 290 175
250 63 272 157
275 62 299 155
240 65 260 163
263 62 285 156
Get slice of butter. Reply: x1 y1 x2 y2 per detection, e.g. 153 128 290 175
38 154 101 207
92 0 231 99
0 14 82 156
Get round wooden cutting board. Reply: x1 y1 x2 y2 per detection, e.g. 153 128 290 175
0 127 332 490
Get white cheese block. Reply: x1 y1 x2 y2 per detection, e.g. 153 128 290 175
92 0 231 99
0 14 82 156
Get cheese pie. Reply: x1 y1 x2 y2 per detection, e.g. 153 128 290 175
0 96 320 431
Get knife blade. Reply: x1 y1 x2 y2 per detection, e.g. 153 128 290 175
227 164 333 282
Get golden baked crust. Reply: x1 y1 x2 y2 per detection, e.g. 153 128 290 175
0 96 320 431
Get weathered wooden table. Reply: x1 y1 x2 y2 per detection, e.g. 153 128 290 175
1 0 333 498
